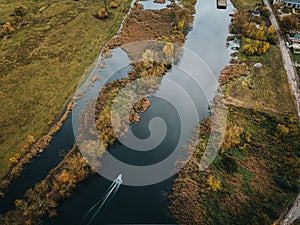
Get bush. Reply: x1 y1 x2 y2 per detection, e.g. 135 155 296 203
207 175 222 192
95 8 108 19
9 154 20 164
273 176 293 190
259 6 270 20
3 22 15 34
279 14 299 32
220 154 238 174
258 213 272 225
110 2 118 8
222 124 243 151
276 123 289 136
14 6 27 17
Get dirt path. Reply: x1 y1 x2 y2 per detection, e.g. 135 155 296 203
262 0 300 224
281 195 300 225
225 96 292 115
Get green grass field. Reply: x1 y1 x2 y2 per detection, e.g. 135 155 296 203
231 0 260 10
0 0 132 178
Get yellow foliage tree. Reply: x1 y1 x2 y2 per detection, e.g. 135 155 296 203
207 175 222 192
177 19 185 31
268 25 275 34
222 124 243 151
9 153 20 164
289 116 298 124
242 40 270 56
110 2 118 8
276 124 289 136
244 22 257 39
3 22 15 34
242 44 256 56
256 27 267 41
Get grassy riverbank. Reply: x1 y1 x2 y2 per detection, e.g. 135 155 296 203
0 0 132 178
0 145 90 225
168 0 300 224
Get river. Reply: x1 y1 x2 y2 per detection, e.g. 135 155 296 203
0 0 234 224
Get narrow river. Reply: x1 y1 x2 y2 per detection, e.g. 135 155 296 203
0 0 235 224
47 0 235 224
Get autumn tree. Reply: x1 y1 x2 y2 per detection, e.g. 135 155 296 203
244 22 258 39
3 22 15 34
255 27 267 41
222 124 243 151
276 124 289 136
207 175 222 192
96 0 109 19
280 14 299 32
242 40 270 56
231 12 248 34
266 25 277 44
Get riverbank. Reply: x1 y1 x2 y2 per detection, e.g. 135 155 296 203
168 0 300 224
0 0 132 179
0 145 90 225
0 96 75 197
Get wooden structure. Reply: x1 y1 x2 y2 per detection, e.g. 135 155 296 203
217 0 227 9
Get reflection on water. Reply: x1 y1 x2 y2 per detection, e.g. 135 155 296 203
139 0 179 10
185 0 234 76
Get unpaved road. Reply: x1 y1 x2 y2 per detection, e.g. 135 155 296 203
262 0 300 224
263 0 300 119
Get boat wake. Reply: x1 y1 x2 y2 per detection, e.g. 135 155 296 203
81 174 122 225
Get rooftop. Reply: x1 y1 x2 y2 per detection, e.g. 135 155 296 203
285 0 300 3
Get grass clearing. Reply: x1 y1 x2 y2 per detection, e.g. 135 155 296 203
231 0 260 10
0 0 132 178
225 38 296 115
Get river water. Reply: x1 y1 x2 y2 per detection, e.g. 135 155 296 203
0 0 234 224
